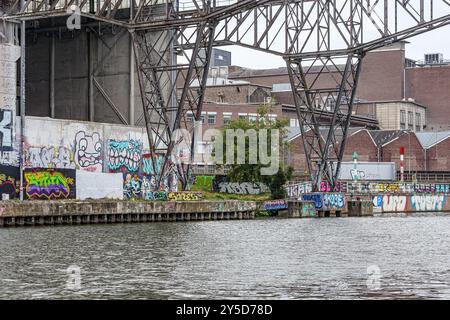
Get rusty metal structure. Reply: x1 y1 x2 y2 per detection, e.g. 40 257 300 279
2 0 450 191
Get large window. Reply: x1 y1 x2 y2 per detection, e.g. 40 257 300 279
416 113 421 131
208 113 217 125
248 113 257 122
200 112 206 124
223 112 232 125
238 113 247 120
408 111 414 130
400 110 406 129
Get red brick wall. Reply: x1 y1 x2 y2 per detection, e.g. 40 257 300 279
357 49 405 101
405 66 450 131
381 132 426 172
341 130 379 162
426 138 450 172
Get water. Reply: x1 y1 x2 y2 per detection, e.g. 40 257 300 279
1 216 450 299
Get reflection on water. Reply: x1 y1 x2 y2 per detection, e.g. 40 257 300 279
1 216 450 299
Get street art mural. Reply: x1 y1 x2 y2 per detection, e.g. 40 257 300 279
74 131 103 172
142 154 163 176
24 169 76 200
216 182 270 195
107 139 142 173
263 200 287 211
123 173 142 200
0 109 13 153
0 165 19 199
25 146 76 169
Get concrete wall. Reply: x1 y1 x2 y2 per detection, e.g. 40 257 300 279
25 28 143 125
0 116 179 200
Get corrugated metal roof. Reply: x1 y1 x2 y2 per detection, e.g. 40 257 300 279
416 131 450 149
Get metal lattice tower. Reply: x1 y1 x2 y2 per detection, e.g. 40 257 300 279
3 0 450 191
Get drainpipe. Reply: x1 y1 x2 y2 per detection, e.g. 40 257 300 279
19 0 26 201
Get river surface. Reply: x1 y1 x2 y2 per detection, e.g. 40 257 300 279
1 216 450 300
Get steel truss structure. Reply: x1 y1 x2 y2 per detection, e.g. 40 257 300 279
3 0 450 190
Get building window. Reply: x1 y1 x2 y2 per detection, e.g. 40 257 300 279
290 118 299 127
186 111 194 123
238 113 247 120
248 113 257 122
400 110 406 129
223 113 232 125
416 113 421 131
200 112 206 124
207 113 217 125
408 111 414 130
268 114 277 122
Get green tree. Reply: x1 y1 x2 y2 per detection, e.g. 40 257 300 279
215 105 293 199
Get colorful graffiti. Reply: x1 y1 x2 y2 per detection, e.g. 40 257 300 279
301 202 317 218
107 139 142 172
75 131 103 172
167 192 203 201
123 173 142 200
144 191 168 201
24 169 76 200
410 195 446 212
0 165 19 199
263 200 287 211
287 181 450 196
302 194 324 210
142 154 163 176
375 194 448 213
302 193 347 211
217 182 270 195
25 146 75 169
323 193 346 210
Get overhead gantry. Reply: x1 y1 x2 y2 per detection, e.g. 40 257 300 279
3 0 450 190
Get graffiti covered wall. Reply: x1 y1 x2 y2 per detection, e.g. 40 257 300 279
302 193 347 211
24 169 76 200
286 181 450 197
0 116 183 201
373 194 448 213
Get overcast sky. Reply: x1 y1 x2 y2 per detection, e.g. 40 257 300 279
223 26 450 69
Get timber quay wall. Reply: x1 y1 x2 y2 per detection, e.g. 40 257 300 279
0 200 257 227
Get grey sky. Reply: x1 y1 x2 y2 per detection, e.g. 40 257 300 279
222 22 450 70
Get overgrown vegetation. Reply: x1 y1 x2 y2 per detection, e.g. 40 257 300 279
215 105 294 200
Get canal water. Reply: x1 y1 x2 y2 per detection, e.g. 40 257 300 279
1 216 450 299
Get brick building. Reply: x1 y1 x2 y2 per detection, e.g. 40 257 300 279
228 42 450 132
286 129 450 178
